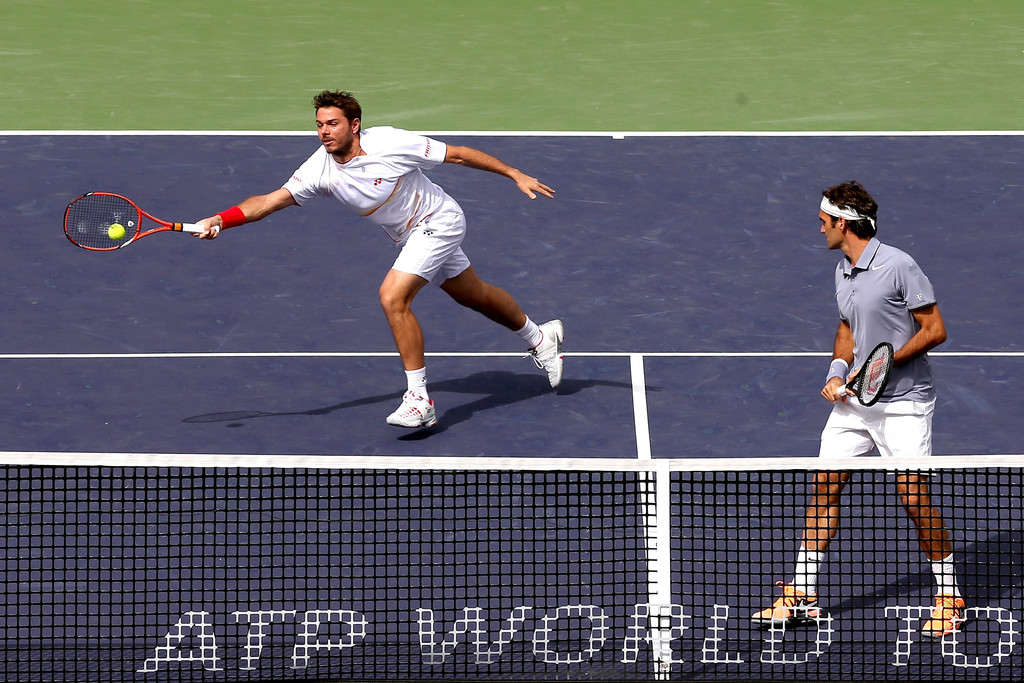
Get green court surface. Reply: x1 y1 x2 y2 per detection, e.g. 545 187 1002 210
2 0 1021 132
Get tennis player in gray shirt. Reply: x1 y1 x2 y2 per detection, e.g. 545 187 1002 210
752 181 964 638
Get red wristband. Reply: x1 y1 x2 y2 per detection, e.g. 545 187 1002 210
216 206 246 229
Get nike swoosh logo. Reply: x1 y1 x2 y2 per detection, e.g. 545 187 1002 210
871 264 887 270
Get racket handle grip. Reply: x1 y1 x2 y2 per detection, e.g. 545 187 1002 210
832 381 854 403
178 222 205 234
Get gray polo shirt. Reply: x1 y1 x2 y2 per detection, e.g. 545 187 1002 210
834 238 937 403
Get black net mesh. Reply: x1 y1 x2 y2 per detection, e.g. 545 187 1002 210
1 461 1020 681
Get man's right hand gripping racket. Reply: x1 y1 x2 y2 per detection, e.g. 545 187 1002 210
842 342 894 406
64 192 207 251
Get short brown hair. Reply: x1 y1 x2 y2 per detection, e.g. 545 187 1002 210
312 90 362 123
822 180 878 238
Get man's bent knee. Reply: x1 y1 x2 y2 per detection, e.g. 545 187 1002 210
380 270 428 314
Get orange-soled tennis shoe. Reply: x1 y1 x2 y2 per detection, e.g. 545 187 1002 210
751 581 822 627
921 594 966 638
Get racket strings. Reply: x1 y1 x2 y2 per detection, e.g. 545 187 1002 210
65 193 141 249
858 344 894 405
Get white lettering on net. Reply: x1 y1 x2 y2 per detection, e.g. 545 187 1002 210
942 607 1020 668
760 612 834 664
137 610 221 673
416 606 533 665
290 610 367 670
232 610 297 670
532 604 609 664
702 604 743 664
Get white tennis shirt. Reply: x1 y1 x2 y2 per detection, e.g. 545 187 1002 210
283 126 450 242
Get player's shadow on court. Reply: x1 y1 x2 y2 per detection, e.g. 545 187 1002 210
399 371 643 440
957 529 1024 604
182 370 643 438
818 529 1022 619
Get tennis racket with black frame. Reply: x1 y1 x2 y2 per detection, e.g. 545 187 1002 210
842 341 894 406
64 192 207 251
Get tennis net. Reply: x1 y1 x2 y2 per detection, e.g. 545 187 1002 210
1 453 1021 682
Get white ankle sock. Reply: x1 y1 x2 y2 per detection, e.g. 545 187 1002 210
792 545 825 595
516 317 543 348
406 367 428 400
931 554 961 598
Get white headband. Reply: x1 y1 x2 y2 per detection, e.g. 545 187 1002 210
820 197 876 231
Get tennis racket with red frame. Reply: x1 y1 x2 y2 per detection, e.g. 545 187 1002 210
64 192 205 251
843 341 894 406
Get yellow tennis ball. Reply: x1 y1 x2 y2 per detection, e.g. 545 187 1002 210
108 223 126 240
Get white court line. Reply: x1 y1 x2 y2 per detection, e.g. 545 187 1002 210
0 452 1018 469
4 130 1024 137
629 353 672 628
630 354 653 461
1 351 1021 360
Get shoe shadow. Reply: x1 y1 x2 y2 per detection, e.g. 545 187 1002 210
182 370 643 439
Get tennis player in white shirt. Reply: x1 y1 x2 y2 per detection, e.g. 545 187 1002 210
195 90 563 428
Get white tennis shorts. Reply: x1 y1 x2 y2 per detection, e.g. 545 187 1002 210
391 200 471 285
818 398 936 459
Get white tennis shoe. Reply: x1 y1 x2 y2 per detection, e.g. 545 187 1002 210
530 319 564 388
386 391 436 428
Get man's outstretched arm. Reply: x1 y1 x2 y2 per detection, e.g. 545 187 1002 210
443 144 554 200
195 188 298 238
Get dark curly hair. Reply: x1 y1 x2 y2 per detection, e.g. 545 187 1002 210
312 90 362 124
822 180 878 238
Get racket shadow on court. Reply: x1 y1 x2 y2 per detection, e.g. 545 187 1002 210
182 370 644 438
